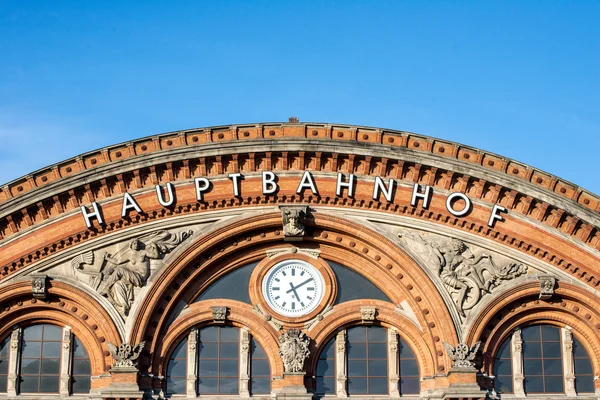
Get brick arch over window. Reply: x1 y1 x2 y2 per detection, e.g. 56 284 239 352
0 280 121 376
130 212 457 379
465 281 600 383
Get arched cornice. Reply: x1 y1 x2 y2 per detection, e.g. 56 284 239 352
128 212 457 377
0 280 122 374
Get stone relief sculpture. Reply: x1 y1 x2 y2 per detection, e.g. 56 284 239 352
443 341 481 369
71 230 192 316
398 229 527 317
278 329 310 373
107 341 146 368
278 205 309 240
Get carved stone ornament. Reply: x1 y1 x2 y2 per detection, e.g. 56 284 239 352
398 229 528 317
360 306 377 324
31 275 47 299
211 306 228 323
71 229 192 316
304 305 333 330
443 341 481 369
107 341 146 368
538 275 556 300
252 304 283 331
266 246 321 260
278 205 309 241
278 329 310 373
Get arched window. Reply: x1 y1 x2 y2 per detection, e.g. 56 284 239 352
347 326 388 395
71 336 91 394
166 326 272 396
398 337 419 395
19 324 62 393
493 337 512 394
0 336 9 393
315 337 335 395
573 337 594 393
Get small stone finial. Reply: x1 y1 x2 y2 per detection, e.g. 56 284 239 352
278 205 309 241
31 275 47 299
538 276 556 300
106 342 145 368
211 306 228 323
443 341 481 369
278 329 310 373
288 117 300 123
360 306 377 324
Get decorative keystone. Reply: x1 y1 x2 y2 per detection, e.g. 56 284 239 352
211 306 228 323
538 275 556 300
31 275 47 299
278 205 309 241
360 306 377 324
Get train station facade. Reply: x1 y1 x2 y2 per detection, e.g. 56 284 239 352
0 122 598 400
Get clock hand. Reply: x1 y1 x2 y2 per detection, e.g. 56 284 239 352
285 278 314 294
288 282 301 302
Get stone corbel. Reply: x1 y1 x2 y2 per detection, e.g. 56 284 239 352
360 306 377 324
538 275 556 300
211 306 228 323
31 274 47 299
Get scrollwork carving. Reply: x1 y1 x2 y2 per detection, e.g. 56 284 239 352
443 341 481 369
278 329 310 373
107 341 145 368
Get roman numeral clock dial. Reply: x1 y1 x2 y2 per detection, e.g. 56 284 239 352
262 260 325 317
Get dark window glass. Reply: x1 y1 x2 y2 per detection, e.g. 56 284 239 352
347 326 388 395
19 324 61 393
573 337 594 393
251 337 270 395
329 262 391 304
315 337 335 395
197 326 239 394
195 262 257 304
399 338 419 394
0 336 9 392
521 325 563 394
493 337 513 393
166 338 187 395
71 337 91 394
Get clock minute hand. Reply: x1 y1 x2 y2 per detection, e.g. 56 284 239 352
287 278 314 293
288 282 301 302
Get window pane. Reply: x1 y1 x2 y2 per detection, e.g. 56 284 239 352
494 376 513 394
368 377 388 394
368 343 387 359
23 325 43 341
542 342 561 358
544 375 563 393
367 327 387 342
521 326 541 341
171 340 187 360
523 359 542 375
400 359 419 376
21 358 40 374
575 358 593 375
199 360 218 376
40 375 59 393
348 343 366 359
199 342 218 359
73 338 89 358
21 341 41 358
347 327 366 342
316 377 335 394
219 360 238 377
0 339 9 357
42 342 61 358
494 359 511 376
0 359 7 374
496 340 511 359
368 360 387 377
168 359 186 377
251 377 271 395
252 341 267 359
42 326 62 341
72 376 91 394
541 326 560 341
19 375 39 393
316 359 333 377
198 377 218 394
166 377 185 395
252 359 270 377
573 339 589 358
347 377 368 394
219 377 239 394
219 327 239 342
524 375 544 393
575 376 595 393
319 340 335 359
200 326 219 342
219 342 238 359
523 342 541 358
41 359 60 375
0 377 6 393
400 377 420 394
543 358 562 376
348 360 367 377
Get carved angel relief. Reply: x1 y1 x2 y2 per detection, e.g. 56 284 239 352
278 329 310 373
71 230 192 316
398 229 528 317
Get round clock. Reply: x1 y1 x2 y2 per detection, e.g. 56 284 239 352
262 259 325 317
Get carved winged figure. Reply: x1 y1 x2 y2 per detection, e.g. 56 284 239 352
107 341 146 368
72 230 192 316
443 341 481 368
278 329 310 373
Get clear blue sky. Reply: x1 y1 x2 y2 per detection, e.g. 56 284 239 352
1 1 599 194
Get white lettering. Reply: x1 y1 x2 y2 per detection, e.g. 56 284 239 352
195 177 210 201
262 171 278 195
228 173 243 197
80 202 104 229
121 192 143 217
336 173 355 197
155 182 175 207
488 204 507 227
372 177 395 202
411 183 432 209
445 192 471 217
296 171 318 194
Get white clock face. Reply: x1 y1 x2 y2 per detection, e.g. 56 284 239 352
262 260 325 317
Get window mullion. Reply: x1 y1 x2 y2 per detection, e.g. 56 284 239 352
387 327 400 398
6 326 21 396
511 327 525 397
562 326 577 396
240 328 250 398
59 326 72 396
335 329 347 397
187 328 198 398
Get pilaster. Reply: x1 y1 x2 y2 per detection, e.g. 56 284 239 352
60 326 72 396
511 328 525 397
388 328 400 398
186 328 198 398
240 328 251 398
7 327 21 397
335 330 347 398
562 326 577 397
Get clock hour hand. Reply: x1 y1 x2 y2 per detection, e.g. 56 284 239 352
286 278 314 293
288 282 301 302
